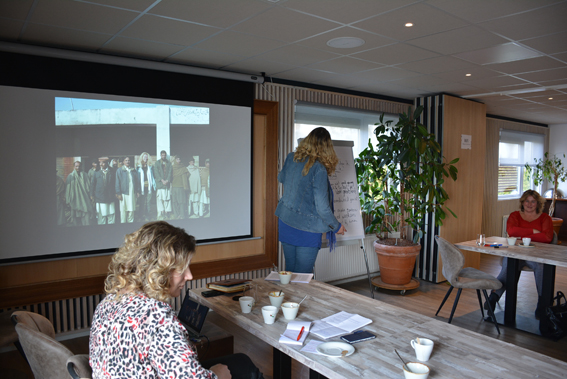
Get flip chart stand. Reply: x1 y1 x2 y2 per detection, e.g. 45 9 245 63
360 239 375 299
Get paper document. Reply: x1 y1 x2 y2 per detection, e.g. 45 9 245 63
301 340 324 354
264 271 314 284
310 312 372 339
279 321 312 346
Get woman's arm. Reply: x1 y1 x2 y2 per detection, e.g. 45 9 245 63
507 212 553 243
312 168 341 232
149 322 218 379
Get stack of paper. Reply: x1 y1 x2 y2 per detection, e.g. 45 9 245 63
310 311 372 339
264 271 313 283
279 321 312 346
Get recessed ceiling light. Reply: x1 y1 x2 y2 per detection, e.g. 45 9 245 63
326 37 365 49
466 73 472 77
405 23 413 27
549 97 553 100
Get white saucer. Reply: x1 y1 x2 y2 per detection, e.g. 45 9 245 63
519 244 535 248
317 341 355 357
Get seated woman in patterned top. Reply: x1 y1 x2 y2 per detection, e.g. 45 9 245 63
484 190 554 318
90 221 264 379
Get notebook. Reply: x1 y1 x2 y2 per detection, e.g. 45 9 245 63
178 290 209 339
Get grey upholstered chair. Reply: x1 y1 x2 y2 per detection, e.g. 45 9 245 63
11 310 57 363
14 322 74 379
67 354 93 379
434 235 503 334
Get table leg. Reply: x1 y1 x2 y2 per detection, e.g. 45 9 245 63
539 264 556 334
504 257 520 325
273 347 291 379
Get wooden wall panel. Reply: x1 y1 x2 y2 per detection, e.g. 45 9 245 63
439 96 486 275
482 118 549 238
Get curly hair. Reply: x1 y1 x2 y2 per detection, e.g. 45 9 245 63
137 152 153 167
519 189 545 214
294 127 339 176
104 221 196 302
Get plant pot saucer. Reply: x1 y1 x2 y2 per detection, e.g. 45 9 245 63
371 276 420 295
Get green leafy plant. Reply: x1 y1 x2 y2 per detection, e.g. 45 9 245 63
525 152 567 217
355 106 459 244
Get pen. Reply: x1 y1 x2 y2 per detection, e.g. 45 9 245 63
297 326 305 341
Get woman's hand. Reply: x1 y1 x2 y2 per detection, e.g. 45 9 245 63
210 363 231 379
337 225 347 235
533 229 541 234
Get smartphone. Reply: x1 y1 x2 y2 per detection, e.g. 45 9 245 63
202 290 224 298
340 330 376 344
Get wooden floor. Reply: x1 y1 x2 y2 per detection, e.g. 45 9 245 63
2 254 566 378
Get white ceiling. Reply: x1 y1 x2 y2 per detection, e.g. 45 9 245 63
2 0 567 125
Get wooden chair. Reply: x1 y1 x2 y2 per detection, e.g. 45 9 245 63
434 236 502 334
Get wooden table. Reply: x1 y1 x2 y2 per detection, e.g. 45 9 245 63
190 279 567 378
455 236 567 335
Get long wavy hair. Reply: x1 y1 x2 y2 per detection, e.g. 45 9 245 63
137 152 153 167
519 189 545 214
294 127 338 175
104 222 196 302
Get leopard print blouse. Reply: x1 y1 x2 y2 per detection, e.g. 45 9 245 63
90 292 217 379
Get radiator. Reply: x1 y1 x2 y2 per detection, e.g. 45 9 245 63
1 268 270 338
312 236 379 283
502 215 509 237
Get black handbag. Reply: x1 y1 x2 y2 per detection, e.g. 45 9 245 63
543 291 567 340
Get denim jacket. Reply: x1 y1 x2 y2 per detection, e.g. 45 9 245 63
275 152 341 233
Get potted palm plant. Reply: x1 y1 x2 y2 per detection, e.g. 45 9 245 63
525 152 567 235
355 106 459 285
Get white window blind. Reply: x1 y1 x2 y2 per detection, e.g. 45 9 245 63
498 129 544 198
499 129 544 166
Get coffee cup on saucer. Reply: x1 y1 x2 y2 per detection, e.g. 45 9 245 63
522 237 531 246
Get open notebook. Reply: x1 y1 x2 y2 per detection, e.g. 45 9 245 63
178 290 209 339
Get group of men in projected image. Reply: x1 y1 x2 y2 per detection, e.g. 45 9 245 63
57 150 210 227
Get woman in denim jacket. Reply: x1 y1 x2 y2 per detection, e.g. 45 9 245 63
275 127 346 273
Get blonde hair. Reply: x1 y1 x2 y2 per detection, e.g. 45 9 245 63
104 222 196 302
520 190 545 214
294 127 338 175
138 152 153 167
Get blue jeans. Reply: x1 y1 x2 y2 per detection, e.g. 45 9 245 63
281 242 319 273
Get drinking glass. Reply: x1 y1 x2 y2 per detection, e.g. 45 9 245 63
476 234 485 246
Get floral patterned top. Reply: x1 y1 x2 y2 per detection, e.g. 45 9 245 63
90 293 217 379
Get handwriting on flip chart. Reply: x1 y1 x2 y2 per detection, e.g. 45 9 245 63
328 142 364 241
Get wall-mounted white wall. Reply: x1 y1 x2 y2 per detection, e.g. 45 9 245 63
549 124 567 195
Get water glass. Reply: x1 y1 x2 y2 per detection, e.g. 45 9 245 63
476 234 485 246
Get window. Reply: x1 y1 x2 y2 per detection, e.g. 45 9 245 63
498 130 544 199
294 102 398 158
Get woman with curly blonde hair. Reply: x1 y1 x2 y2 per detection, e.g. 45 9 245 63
275 127 346 273
90 221 263 379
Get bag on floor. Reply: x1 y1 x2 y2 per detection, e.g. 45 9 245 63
542 291 567 341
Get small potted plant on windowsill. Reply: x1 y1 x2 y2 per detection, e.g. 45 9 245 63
355 106 459 285
526 152 567 236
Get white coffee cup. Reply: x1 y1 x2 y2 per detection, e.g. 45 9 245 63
238 296 255 314
507 237 516 246
269 291 285 307
402 362 430 379
522 237 531 246
279 271 292 284
262 305 278 324
281 302 300 320
410 338 434 362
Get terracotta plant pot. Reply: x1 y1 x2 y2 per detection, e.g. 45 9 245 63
374 240 421 285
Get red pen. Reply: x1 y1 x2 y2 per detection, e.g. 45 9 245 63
297 326 305 341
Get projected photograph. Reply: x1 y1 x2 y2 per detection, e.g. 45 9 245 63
55 98 212 227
